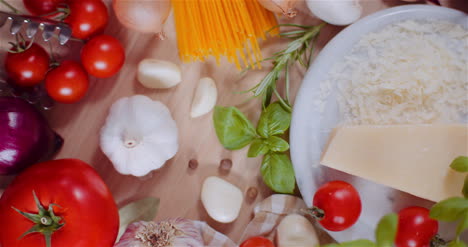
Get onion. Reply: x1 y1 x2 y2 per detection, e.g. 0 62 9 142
0 97 63 175
113 0 172 38
258 0 299 18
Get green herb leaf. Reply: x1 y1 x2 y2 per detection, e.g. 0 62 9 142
247 139 270 158
213 106 257 150
257 102 291 138
430 197 468 222
322 240 377 247
464 175 468 199
261 153 295 194
456 210 468 236
451 156 468 172
266 136 289 152
118 197 160 241
375 213 398 247
448 240 468 247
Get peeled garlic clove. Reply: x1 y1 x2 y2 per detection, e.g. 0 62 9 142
201 176 243 223
137 59 182 89
276 214 320 247
191 77 217 118
305 0 362 26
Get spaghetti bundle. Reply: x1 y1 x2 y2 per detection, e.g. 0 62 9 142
172 0 278 69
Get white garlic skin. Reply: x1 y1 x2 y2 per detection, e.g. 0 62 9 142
114 219 204 247
276 214 320 247
100 95 178 177
137 59 182 89
305 0 362 26
191 77 218 118
201 176 243 223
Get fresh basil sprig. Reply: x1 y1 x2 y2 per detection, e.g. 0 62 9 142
430 156 468 244
213 102 295 194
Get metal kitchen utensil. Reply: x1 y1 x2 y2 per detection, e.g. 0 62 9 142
0 10 71 45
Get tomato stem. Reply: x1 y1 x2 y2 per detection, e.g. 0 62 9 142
13 191 65 247
302 207 325 220
430 234 448 247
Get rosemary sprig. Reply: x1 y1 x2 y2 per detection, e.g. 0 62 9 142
249 23 326 109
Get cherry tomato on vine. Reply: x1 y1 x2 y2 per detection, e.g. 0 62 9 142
396 206 438 247
0 159 119 247
64 0 109 39
45 61 89 103
312 180 362 231
5 43 50 87
240 236 275 247
23 0 65 16
81 34 125 78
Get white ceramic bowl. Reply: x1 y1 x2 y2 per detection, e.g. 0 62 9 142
290 5 467 241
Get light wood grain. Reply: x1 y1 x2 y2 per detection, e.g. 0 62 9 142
1 0 465 244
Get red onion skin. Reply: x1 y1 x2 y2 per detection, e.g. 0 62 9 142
0 97 63 175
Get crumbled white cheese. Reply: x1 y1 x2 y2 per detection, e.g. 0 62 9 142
322 20 468 124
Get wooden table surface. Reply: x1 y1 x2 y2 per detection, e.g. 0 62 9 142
0 0 466 244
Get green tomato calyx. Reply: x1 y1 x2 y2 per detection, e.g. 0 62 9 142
12 191 65 247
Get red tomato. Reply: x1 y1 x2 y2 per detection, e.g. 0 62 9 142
5 43 50 87
313 180 362 231
23 0 65 16
240 236 275 247
64 0 108 39
0 159 119 247
396 206 438 247
45 61 89 103
81 34 125 78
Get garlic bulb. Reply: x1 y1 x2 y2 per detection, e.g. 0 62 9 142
115 219 204 247
305 0 362 26
100 95 178 177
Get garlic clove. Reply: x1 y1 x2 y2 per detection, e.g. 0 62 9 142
305 0 362 26
276 214 320 247
137 59 182 89
201 176 243 223
191 77 218 118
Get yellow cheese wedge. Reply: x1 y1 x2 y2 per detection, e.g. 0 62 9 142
320 124 468 202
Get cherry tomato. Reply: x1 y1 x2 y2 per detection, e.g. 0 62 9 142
23 0 65 16
5 43 50 87
313 180 362 231
240 236 275 247
396 206 438 247
0 159 119 247
64 0 109 39
81 34 125 78
45 61 89 103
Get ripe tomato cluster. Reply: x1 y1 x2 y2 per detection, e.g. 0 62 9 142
4 0 125 104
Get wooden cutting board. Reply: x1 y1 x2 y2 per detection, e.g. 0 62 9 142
2 0 464 244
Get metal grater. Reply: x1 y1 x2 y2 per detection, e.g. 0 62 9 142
0 10 72 45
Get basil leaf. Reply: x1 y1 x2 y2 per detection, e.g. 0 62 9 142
448 240 468 247
430 197 468 222
451 156 468 172
266 136 289 152
322 240 376 247
118 197 160 241
257 102 291 138
464 175 468 199
247 139 269 158
375 213 398 247
261 153 295 194
456 210 468 236
213 106 256 150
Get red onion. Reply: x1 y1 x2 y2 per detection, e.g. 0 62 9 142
0 97 63 175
